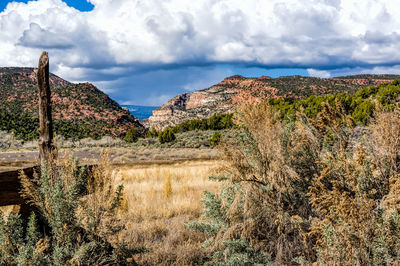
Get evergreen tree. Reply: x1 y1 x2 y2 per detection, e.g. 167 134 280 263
158 128 175 144
124 128 138 143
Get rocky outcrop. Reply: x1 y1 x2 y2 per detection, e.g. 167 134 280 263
148 74 400 129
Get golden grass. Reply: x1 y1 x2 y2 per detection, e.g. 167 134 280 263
0 206 14 218
115 160 221 265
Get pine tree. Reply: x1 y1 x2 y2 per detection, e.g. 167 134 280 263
124 128 138 143
158 128 175 144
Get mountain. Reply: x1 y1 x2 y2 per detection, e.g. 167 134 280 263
147 74 400 129
0 67 143 140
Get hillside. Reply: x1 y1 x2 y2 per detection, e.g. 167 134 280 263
147 74 400 129
0 67 143 140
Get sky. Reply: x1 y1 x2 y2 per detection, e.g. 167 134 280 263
1 0 400 106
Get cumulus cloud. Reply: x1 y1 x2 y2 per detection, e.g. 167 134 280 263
307 68 331 78
1 0 400 104
19 22 74 49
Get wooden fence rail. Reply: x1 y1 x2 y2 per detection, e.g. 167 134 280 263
0 167 36 206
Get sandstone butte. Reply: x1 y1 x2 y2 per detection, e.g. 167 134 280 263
146 74 400 130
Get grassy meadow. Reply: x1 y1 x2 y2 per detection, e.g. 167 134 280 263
117 160 220 222
115 160 221 264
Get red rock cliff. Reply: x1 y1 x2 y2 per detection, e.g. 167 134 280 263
147 74 400 130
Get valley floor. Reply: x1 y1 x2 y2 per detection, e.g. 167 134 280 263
0 147 219 171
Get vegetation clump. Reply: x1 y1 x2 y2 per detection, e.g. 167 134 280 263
171 113 234 133
269 79 400 125
190 82 400 264
0 155 145 265
146 127 159 138
124 128 138 143
158 128 176 144
209 132 222 147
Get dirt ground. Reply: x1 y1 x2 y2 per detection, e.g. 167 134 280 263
0 147 219 172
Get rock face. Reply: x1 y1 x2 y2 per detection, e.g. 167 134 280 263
148 74 400 129
0 67 143 139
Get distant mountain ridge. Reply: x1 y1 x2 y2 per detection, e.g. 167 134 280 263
0 67 143 140
122 105 158 120
147 74 400 129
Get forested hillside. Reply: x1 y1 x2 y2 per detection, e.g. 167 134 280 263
269 79 400 125
0 67 143 140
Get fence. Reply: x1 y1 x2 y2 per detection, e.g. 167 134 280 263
0 52 82 210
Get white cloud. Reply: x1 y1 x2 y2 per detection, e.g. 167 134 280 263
1 0 400 103
330 65 400 77
19 22 74 49
307 68 331 78
2 0 400 71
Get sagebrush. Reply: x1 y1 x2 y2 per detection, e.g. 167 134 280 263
0 154 145 265
191 97 400 264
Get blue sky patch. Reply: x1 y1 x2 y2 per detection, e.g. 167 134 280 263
61 0 94 12
0 0 94 12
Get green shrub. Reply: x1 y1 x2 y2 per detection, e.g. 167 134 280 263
146 128 159 138
352 100 375 125
0 158 145 265
187 178 274 265
158 128 176 144
209 132 221 147
210 238 274 266
171 114 234 134
124 128 138 143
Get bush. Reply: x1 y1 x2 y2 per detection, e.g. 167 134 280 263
146 128 159 138
209 132 221 147
0 155 145 265
172 114 234 134
190 100 400 264
187 181 275 265
352 100 375 125
158 128 175 144
124 128 138 143
190 103 318 264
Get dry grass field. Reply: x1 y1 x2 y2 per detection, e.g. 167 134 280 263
0 152 222 265
114 160 221 265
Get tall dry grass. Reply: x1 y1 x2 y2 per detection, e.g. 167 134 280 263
115 160 221 265
0 206 14 218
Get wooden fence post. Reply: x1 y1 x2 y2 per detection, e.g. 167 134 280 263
37 51 57 164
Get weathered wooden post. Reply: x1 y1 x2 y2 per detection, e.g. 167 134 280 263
37 51 57 164
0 51 57 207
